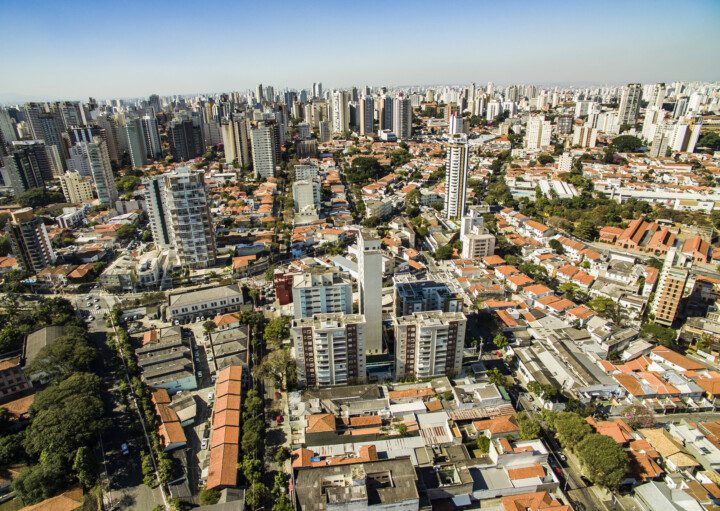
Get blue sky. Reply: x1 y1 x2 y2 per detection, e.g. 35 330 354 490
1 0 719 100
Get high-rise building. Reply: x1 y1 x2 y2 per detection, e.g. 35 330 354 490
393 277 463 317
318 120 331 143
256 83 264 103
125 117 148 168
359 95 374 135
667 117 702 153
618 83 642 126
444 133 469 220
312 82 323 99
291 313 366 387
556 115 573 135
0 108 17 143
449 114 463 135
221 117 251 167
357 229 383 354
525 115 552 150
6 208 56 273
292 269 352 319
460 206 496 259
3 141 53 196
148 94 162 115
486 100 502 121
379 95 393 131
143 167 217 268
84 138 118 205
651 249 689 327
393 311 467 379
250 124 277 179
141 115 162 160
330 90 350 133
168 116 203 162
60 170 94 204
292 179 321 213
572 125 598 148
392 94 412 140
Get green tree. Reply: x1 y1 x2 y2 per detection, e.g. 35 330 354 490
241 455 263 484
253 348 297 390
199 488 221 506
553 412 592 449
486 367 505 387
537 154 555 165
27 332 97 381
246 481 269 510
575 434 629 489
12 453 68 505
16 188 65 208
72 446 97 488
395 423 408 436
0 235 11 257
621 403 656 429
475 435 490 453
640 322 677 346
116 224 136 241
611 135 643 152
264 317 290 349
493 334 508 350
517 412 541 440
273 493 294 511
548 239 565 254
434 244 454 260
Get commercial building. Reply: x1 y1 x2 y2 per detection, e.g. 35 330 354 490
291 313 366 387
292 269 353 319
444 133 469 220
167 284 244 321
393 311 467 379
294 458 419 511
292 179 321 213
6 208 56 273
143 167 217 268
357 229 383 354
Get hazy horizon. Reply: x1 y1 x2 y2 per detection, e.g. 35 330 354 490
2 0 719 102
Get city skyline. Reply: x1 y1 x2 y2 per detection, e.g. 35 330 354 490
1 0 719 101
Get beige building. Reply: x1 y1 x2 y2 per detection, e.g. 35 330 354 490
60 170 94 204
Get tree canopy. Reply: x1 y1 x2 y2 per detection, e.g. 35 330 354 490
611 135 643 152
575 434 629 489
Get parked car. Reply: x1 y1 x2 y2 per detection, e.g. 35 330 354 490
201 439 208 449
120 443 129 455
207 392 215 401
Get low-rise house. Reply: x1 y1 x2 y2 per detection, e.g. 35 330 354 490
168 285 245 322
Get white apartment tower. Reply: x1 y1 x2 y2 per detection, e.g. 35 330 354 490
85 138 118 205
392 94 412 140
460 207 496 259
525 115 552 151
444 133 469 221
572 125 598 148
331 90 350 133
292 179 321 213
292 313 366 387
357 229 383 354
250 125 277 179
292 269 352 319
143 167 217 268
394 311 467 379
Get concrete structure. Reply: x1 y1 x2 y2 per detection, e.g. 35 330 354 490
618 83 642 126
136 327 197 393
293 179 321 213
168 285 244 321
393 311 466 380
59 170 94 204
143 167 217 268
3 140 53 195
525 115 551 151
393 94 412 140
360 95 374 135
141 115 162 160
250 124 277 178
292 269 352 319
84 138 118 205
651 249 690 327
6 208 56 273
572 125 598 148
125 117 148 168
357 229 383 354
444 133 469 220
292 313 366 387
460 207 496 259
393 277 463 317
331 90 350 133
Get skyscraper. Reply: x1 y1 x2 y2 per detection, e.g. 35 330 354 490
444 133 469 220
143 167 217 268
256 83 264 103
168 116 203 162
250 124 277 178
141 115 162 160
525 115 552 150
3 141 53 196
357 229 383 354
84 138 118 205
392 94 412 140
6 208 56 273
359 95 374 135
651 249 689 327
618 83 642 126
379 95 393 131
125 117 148 168
330 90 350 133
60 170 94 204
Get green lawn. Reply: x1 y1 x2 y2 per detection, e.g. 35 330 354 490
0 498 23 511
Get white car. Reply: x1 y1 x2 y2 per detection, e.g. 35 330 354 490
207 392 215 401
201 438 208 449
95 305 101 310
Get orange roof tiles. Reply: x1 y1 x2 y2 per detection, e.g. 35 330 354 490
306 413 336 433
651 346 704 371
349 415 382 427
206 443 239 490
506 464 545 480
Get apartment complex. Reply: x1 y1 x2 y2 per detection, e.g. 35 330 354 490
292 269 352 319
393 277 463 317
292 313 366 387
444 133 469 220
5 208 56 273
393 311 467 379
